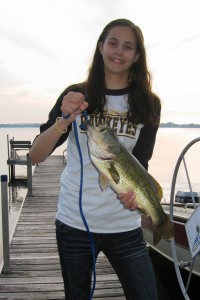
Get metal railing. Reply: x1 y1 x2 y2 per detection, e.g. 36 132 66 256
170 137 200 300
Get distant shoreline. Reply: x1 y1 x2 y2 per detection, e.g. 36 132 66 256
0 124 41 128
0 122 200 128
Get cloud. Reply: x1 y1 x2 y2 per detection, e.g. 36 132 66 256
0 27 56 60
0 66 21 89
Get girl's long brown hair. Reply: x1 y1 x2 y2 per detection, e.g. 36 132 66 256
67 19 161 126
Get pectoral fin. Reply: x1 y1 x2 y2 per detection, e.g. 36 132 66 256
99 173 109 190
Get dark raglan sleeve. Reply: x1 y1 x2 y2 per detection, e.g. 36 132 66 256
132 94 161 170
36 84 87 153
36 91 72 153
132 124 159 170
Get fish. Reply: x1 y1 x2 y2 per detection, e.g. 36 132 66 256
86 123 174 246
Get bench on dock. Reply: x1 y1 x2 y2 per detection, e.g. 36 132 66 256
7 139 33 193
8 140 32 157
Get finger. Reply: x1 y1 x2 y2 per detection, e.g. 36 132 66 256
123 197 136 209
118 192 126 199
129 199 138 210
62 93 86 117
118 191 137 209
118 191 134 201
66 91 85 104
80 101 89 111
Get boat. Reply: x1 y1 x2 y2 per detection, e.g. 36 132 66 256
141 137 200 300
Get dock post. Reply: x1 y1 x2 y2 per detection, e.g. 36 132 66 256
1 175 11 274
7 135 11 182
27 154 33 196
7 136 15 182
10 164 15 182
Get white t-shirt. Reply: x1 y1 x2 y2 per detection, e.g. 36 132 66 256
56 92 143 233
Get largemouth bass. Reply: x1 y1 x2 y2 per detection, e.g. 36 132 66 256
86 123 174 246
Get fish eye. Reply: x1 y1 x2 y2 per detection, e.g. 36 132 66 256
109 129 115 134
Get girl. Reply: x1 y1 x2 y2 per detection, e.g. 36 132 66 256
30 18 161 300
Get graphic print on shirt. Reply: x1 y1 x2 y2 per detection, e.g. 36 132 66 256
80 109 138 140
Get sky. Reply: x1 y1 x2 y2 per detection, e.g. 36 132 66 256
1 0 200 124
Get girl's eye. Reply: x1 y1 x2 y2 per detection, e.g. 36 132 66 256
109 41 117 46
124 45 133 50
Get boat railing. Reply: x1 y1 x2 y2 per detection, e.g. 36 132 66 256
170 136 200 300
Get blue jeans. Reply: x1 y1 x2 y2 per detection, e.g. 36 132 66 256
55 219 158 300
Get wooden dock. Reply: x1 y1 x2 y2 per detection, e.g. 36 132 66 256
0 155 126 300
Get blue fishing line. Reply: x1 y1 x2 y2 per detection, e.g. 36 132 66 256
72 113 96 300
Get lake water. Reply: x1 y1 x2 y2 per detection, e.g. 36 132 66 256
0 127 200 266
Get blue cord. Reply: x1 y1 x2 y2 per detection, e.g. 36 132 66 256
72 114 96 300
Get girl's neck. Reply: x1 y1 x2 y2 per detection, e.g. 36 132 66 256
105 73 129 90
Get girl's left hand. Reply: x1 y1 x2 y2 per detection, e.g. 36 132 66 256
118 191 138 210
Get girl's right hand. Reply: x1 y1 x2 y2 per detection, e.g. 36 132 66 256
61 91 88 123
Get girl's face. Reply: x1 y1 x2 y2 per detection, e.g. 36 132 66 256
99 26 139 79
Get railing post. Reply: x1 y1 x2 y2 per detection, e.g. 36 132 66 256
27 154 33 196
1 175 11 274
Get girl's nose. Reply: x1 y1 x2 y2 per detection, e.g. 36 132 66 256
114 46 123 55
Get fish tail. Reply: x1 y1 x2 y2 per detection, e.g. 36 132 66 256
153 215 174 246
